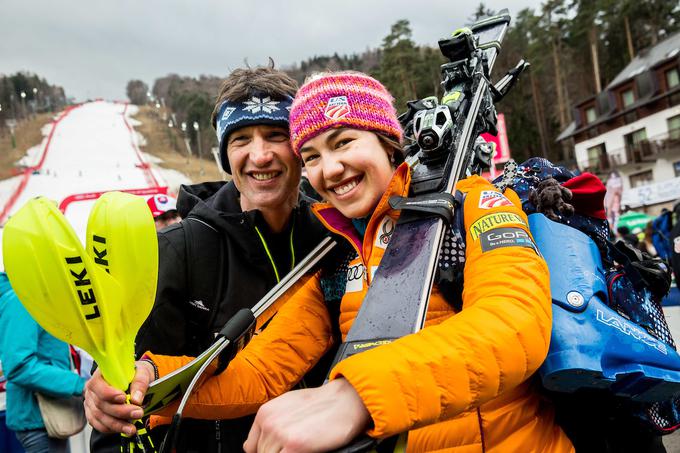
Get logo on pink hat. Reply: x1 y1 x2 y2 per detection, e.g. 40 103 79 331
324 96 350 120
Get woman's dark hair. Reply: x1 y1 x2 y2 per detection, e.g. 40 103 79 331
377 133 405 166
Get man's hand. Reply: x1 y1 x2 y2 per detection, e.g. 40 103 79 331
83 360 156 436
243 378 371 453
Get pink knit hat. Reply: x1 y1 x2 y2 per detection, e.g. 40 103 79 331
289 72 403 156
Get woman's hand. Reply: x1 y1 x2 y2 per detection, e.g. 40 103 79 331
83 360 155 436
244 378 371 453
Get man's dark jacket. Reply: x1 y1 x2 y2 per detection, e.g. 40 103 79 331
91 180 327 452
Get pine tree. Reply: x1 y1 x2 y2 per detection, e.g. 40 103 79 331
375 20 421 109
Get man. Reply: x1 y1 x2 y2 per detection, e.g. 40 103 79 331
86 64 328 452
147 194 181 230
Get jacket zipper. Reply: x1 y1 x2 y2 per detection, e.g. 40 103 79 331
215 420 222 453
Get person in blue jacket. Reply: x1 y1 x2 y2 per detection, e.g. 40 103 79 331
0 273 86 453
652 208 673 260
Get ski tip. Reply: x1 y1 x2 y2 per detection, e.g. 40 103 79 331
469 9 511 32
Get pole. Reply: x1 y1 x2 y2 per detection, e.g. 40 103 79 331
194 122 204 176
20 92 27 121
32 88 38 118
181 122 192 163
211 147 227 180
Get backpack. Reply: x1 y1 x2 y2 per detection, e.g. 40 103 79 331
493 158 679 436
180 217 227 352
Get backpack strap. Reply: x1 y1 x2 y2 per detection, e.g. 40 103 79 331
435 191 467 312
182 217 227 352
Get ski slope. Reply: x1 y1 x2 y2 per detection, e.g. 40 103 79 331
0 101 191 452
0 101 189 267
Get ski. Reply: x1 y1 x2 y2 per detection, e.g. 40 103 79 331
328 10 521 452
141 236 337 433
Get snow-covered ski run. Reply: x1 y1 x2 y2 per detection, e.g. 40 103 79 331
0 100 190 266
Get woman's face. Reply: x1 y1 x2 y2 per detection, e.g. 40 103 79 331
300 128 395 219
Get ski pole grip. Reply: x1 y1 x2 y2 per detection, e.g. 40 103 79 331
333 433 405 453
331 434 378 453
159 413 182 453
214 308 256 375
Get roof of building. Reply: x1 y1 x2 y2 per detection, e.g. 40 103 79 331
555 121 576 143
557 31 680 143
608 31 680 89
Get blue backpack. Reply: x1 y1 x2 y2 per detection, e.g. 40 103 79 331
494 158 678 435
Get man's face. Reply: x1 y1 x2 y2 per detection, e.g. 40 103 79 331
154 213 181 231
226 124 301 212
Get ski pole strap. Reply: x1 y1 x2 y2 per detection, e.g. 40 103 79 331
389 193 458 225
120 396 157 453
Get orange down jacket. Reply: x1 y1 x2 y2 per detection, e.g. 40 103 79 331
147 163 574 452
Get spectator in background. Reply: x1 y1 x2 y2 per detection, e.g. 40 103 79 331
1 362 25 453
617 225 640 248
671 202 680 284
146 194 181 230
0 273 86 453
651 208 673 261
640 221 659 257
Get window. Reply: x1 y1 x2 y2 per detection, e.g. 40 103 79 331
625 128 648 146
624 128 649 162
667 68 680 89
586 143 608 171
621 88 635 108
668 114 680 140
629 170 653 188
585 107 597 124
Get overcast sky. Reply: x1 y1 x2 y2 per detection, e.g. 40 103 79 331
2 0 541 101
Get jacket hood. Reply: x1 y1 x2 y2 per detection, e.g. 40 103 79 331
176 180 253 230
177 180 237 217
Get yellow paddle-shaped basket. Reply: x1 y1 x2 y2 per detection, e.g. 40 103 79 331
2 193 158 391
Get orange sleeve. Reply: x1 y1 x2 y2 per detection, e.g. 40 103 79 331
329 176 551 437
147 272 334 420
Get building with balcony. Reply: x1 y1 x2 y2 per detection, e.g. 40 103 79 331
557 31 680 214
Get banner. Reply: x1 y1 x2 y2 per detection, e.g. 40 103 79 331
621 177 680 208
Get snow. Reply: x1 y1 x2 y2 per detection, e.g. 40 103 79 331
0 100 189 270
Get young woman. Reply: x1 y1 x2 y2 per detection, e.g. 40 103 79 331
86 72 573 452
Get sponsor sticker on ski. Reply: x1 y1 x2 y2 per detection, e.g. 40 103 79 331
324 96 351 120
469 212 526 241
374 217 395 249
478 190 513 209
